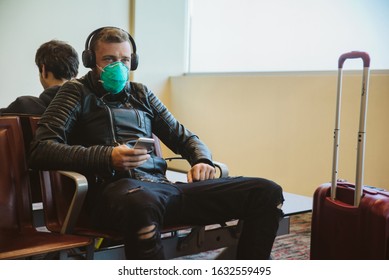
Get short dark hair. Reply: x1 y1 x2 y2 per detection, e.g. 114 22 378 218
89 27 130 52
35 40 79 80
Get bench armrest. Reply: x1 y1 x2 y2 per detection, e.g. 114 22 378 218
165 157 229 178
40 170 88 234
57 171 88 234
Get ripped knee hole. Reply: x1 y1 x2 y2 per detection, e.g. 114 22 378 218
137 224 156 240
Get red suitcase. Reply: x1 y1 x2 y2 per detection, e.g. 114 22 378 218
310 51 389 260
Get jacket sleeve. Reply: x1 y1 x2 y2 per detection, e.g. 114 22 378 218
28 81 114 177
143 86 214 167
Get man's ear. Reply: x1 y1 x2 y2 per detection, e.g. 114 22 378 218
41 64 48 79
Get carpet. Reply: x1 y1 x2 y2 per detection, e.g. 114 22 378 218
176 212 312 260
271 213 311 260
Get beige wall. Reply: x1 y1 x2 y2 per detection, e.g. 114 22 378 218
168 71 389 196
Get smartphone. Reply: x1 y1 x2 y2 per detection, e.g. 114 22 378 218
133 137 155 153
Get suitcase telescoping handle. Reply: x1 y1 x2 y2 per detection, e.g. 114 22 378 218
338 51 370 68
331 51 371 207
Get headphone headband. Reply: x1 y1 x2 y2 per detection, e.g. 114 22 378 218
82 26 139 70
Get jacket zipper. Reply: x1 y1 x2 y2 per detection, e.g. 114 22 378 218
105 105 120 146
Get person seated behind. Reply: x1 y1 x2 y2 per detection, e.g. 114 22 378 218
0 40 79 115
29 27 284 260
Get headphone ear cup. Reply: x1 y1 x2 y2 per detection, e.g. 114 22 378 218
82 49 95 68
131 53 139 71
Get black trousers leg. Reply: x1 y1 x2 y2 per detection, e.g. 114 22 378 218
91 176 283 260
167 176 284 259
91 178 181 259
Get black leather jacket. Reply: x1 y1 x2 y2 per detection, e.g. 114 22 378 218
29 71 213 183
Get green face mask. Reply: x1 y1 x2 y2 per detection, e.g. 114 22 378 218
100 61 129 94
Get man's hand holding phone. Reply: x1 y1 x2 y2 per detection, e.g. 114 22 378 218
111 138 154 171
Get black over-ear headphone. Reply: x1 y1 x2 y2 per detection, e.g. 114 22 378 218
82 26 139 70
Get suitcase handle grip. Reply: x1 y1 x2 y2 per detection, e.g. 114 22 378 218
325 197 358 210
338 51 370 68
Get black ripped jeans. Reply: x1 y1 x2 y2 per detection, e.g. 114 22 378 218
90 176 284 260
